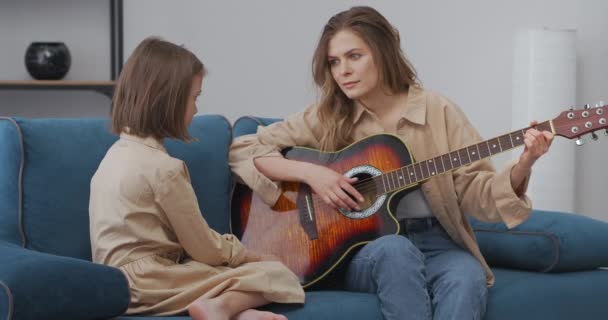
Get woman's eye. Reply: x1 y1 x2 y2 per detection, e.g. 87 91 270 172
329 59 338 66
351 53 361 59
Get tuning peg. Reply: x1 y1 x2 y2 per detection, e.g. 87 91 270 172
585 104 591 109
592 132 599 141
605 129 608 136
600 100 605 107
575 137 585 146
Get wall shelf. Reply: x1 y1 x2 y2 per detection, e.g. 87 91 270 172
0 80 116 98
0 0 122 100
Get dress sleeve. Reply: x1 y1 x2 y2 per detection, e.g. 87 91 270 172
155 161 247 267
229 105 323 205
445 101 532 228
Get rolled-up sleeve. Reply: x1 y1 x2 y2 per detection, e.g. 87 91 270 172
446 102 532 228
155 161 247 267
229 105 322 206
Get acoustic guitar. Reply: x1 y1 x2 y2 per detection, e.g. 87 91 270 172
232 104 608 288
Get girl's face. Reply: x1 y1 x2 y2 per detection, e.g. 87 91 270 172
327 29 379 101
185 72 203 126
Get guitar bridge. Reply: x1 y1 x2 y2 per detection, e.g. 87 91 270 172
298 185 318 240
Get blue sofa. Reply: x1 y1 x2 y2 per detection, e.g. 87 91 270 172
1 115 607 320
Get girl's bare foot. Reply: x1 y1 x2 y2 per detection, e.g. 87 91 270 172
188 298 228 320
234 309 288 320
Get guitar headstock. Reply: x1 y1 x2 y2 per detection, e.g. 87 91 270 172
552 103 608 141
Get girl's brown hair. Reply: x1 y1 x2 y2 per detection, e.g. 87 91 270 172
111 37 205 141
312 6 419 151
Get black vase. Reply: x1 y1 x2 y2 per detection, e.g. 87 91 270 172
24 42 71 80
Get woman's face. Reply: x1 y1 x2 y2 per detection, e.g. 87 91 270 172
184 72 203 126
327 29 379 100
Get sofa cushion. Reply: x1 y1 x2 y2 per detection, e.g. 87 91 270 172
115 291 382 320
487 268 608 319
16 118 118 261
0 116 233 261
0 280 10 320
0 241 129 320
115 268 608 320
471 210 608 272
262 291 382 320
0 118 25 246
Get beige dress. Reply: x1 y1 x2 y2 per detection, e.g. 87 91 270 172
229 86 533 287
89 133 305 316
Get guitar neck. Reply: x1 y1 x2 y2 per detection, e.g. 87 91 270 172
374 121 553 195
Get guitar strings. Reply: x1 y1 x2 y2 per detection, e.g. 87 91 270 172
303 122 550 204
304 176 382 206
350 168 417 194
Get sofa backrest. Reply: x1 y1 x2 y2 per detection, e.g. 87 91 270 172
232 116 282 139
0 115 233 261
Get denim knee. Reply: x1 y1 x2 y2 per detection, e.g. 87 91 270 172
448 272 486 299
346 235 432 319
434 258 487 303
357 235 424 267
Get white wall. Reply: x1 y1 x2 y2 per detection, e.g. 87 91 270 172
2 0 607 220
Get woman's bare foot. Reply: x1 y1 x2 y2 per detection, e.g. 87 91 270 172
188 298 228 320
234 309 287 320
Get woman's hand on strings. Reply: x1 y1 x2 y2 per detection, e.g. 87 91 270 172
302 163 364 211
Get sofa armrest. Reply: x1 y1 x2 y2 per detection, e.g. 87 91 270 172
0 241 129 320
470 210 608 272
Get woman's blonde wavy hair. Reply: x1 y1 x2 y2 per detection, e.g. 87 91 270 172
312 6 419 151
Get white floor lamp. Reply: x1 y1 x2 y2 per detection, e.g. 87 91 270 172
512 28 578 213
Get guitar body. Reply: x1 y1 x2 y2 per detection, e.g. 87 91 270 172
232 134 417 287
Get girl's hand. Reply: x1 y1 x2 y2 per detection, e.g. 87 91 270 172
302 164 364 211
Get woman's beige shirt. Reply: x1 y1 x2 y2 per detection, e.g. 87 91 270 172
229 86 533 287
90 133 304 316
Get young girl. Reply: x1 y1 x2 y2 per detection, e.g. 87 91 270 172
89 37 304 320
229 6 553 320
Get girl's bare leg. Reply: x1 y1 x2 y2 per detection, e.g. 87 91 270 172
188 291 287 320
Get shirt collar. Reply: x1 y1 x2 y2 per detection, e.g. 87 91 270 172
352 85 427 125
119 129 167 153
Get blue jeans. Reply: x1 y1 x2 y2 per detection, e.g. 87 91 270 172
344 219 487 320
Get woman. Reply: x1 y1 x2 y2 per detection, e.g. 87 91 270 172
89 37 304 320
229 6 552 320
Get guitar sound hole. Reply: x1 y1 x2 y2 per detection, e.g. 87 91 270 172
340 164 386 218
349 172 377 211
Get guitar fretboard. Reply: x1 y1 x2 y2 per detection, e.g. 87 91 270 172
370 121 552 195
